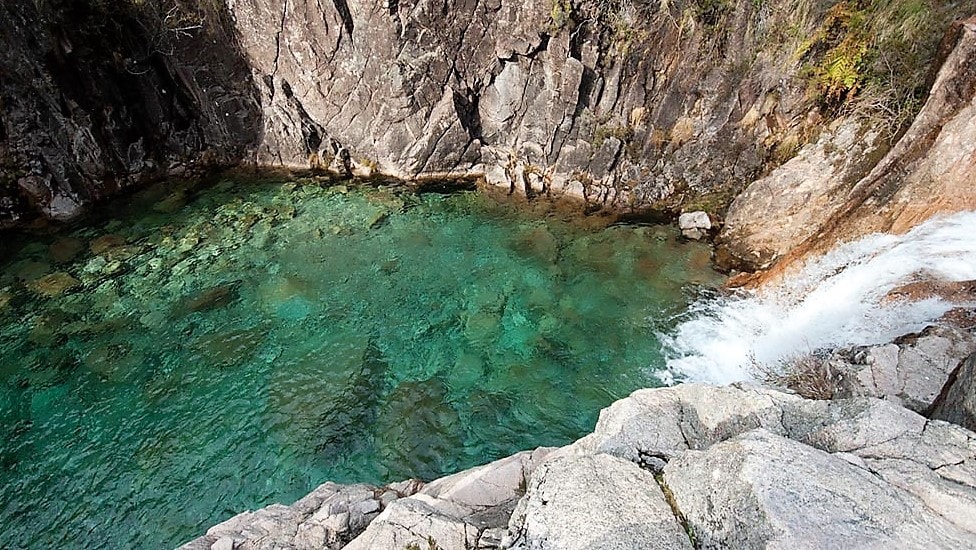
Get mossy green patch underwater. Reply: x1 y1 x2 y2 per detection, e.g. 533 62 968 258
0 177 723 548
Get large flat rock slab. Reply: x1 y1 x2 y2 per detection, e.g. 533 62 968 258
506 453 693 550
664 429 976 549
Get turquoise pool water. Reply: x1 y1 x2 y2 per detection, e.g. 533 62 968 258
0 177 723 548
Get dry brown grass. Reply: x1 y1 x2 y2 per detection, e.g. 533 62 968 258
754 352 838 400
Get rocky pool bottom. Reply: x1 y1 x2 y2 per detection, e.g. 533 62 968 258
0 175 723 548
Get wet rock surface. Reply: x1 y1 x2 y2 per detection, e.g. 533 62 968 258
719 118 884 270
723 16 976 275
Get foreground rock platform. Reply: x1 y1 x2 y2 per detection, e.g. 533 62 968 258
181 383 976 549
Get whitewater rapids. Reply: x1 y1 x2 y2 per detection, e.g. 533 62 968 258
662 211 976 384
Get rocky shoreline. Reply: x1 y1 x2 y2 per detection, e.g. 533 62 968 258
180 301 976 549
180 348 976 549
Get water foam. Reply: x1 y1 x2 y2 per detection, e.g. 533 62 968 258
662 211 976 384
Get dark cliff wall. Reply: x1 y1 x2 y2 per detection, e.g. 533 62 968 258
0 0 261 227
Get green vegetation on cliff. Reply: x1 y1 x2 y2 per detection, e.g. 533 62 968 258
795 0 956 136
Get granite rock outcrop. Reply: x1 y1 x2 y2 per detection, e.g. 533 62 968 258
181 384 976 549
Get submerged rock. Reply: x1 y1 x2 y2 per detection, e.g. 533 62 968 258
48 237 84 263
192 327 265 368
89 234 126 255
373 379 463 481
175 282 241 315
509 226 559 265
27 272 80 297
268 335 386 460
14 260 50 282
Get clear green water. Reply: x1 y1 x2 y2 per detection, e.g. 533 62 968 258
0 177 723 548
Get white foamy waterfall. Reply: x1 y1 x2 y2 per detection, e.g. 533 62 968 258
662 211 976 385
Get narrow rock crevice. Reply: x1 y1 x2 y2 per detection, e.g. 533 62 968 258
331 0 355 37
653 472 698 549
270 0 290 91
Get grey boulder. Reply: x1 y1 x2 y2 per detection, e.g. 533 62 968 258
664 429 976 549
505 453 693 550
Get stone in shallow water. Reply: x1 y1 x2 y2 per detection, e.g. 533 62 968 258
14 260 50 282
448 350 485 390
192 327 265 368
28 272 80 297
175 282 241 315
464 310 501 348
256 276 315 312
509 225 559 265
275 296 312 321
83 343 144 382
48 237 84 263
90 234 126 255
154 189 188 214
564 236 621 276
268 335 387 460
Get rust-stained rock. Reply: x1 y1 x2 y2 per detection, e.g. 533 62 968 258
886 280 976 304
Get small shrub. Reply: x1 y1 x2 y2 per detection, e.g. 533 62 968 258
550 0 573 32
754 352 838 400
792 0 963 139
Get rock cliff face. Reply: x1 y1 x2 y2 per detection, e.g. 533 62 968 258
0 0 260 227
227 0 822 202
4 0 964 228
